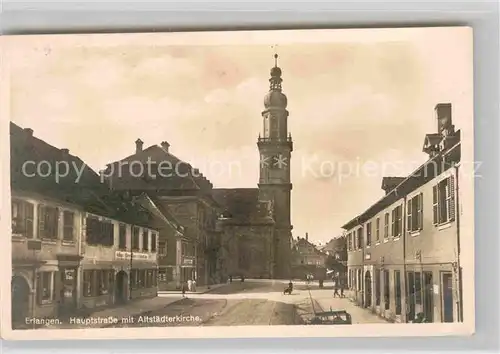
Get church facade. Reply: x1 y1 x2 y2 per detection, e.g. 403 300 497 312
216 54 293 279
100 55 293 284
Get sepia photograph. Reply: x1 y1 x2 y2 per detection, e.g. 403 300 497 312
0 27 475 340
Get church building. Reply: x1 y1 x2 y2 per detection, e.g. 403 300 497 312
215 54 293 279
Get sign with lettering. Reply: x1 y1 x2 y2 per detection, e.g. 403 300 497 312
182 257 194 265
65 269 75 281
115 251 149 261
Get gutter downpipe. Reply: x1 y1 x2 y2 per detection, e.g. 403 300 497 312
454 162 462 322
400 188 409 323
358 216 364 307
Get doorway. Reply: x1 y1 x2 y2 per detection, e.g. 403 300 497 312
58 268 77 316
441 272 454 322
423 271 434 322
364 271 372 308
11 275 30 326
115 271 128 304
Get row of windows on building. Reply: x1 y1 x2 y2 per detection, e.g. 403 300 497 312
34 269 160 304
12 201 75 241
348 268 434 320
11 200 157 252
81 269 158 297
347 176 456 251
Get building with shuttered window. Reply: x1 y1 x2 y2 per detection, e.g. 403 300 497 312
10 122 160 329
344 103 463 324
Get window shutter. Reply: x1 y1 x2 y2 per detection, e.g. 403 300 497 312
36 273 42 304
399 206 403 236
418 193 423 230
432 185 438 225
38 205 45 238
25 203 34 238
407 200 412 233
54 207 60 238
448 176 456 221
391 210 395 237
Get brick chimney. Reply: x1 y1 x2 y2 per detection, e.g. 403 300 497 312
60 148 69 155
135 139 143 154
435 103 453 134
305 232 309 242
24 128 33 137
161 141 170 153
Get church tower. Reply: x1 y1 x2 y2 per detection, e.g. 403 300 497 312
257 54 293 279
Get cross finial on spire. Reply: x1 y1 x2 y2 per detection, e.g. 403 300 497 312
271 44 279 67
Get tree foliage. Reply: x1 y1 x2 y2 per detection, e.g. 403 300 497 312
325 256 344 271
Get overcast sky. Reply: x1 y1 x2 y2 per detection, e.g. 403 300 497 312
6 28 472 243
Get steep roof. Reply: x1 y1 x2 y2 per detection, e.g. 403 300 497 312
105 144 213 193
423 133 442 147
10 122 156 229
321 237 346 253
293 237 327 256
381 177 406 193
212 188 274 225
342 131 461 230
10 122 108 210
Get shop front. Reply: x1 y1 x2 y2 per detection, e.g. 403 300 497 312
181 256 196 283
56 254 81 316
113 250 158 300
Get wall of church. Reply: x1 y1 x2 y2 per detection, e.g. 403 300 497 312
220 224 274 279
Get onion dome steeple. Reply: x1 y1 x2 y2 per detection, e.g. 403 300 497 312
264 54 287 109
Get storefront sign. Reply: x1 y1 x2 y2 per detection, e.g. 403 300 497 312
115 251 149 261
65 269 75 281
182 257 194 265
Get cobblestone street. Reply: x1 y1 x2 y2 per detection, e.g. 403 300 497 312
104 280 386 328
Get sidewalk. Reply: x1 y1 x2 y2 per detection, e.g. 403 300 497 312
42 296 183 329
158 282 229 295
309 289 389 324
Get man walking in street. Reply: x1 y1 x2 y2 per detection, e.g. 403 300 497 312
181 281 187 298
333 282 340 298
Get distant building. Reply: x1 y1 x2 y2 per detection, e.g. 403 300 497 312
102 139 219 288
291 233 328 280
343 103 462 323
10 123 159 328
321 236 348 283
321 236 347 260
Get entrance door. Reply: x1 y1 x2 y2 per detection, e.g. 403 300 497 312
115 271 128 304
11 275 30 326
59 268 77 316
364 271 372 308
423 271 434 322
406 271 416 321
441 272 454 322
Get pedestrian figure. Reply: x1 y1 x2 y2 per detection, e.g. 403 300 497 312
181 282 187 298
191 279 197 292
333 283 340 298
340 284 345 298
